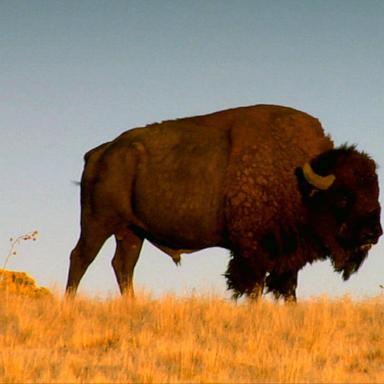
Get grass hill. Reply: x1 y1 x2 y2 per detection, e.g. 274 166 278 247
1 287 383 383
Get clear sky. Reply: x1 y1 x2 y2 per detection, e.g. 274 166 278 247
1 0 383 299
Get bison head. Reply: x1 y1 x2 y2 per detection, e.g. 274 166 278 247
297 145 382 280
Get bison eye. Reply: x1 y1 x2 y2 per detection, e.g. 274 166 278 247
332 190 354 215
335 197 349 210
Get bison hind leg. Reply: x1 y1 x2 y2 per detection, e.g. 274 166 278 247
112 230 143 297
66 222 111 296
224 252 266 300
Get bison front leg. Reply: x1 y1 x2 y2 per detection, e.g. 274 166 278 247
266 270 298 302
248 281 265 301
224 252 266 300
112 230 143 297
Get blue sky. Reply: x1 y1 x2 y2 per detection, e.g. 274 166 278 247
1 0 383 298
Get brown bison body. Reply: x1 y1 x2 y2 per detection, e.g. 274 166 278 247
66 105 382 300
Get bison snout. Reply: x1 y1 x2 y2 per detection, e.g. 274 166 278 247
359 224 382 245
371 223 383 244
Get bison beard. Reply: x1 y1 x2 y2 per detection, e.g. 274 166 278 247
333 248 369 281
66 105 382 301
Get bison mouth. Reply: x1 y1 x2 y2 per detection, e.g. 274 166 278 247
358 243 372 253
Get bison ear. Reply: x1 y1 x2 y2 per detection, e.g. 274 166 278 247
295 163 335 199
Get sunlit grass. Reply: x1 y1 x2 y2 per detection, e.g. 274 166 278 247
0 269 50 297
1 288 383 383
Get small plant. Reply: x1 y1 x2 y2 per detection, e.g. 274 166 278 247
1 230 50 297
2 230 39 270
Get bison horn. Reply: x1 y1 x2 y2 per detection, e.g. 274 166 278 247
302 163 336 190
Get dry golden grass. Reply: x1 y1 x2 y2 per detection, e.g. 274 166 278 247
1 289 383 383
0 269 51 297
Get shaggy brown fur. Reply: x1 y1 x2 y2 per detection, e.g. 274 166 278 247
66 105 381 300
225 144 381 299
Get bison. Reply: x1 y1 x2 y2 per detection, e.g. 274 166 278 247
66 104 382 301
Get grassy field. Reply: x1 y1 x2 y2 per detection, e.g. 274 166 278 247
1 284 383 383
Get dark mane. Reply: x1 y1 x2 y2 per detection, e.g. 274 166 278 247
311 144 376 175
